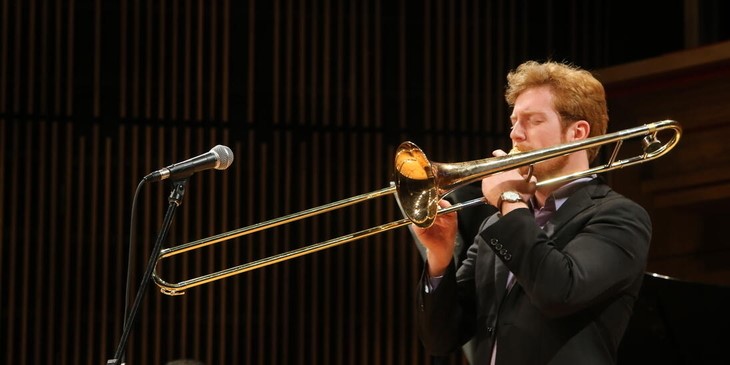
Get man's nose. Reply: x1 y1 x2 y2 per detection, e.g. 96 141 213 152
510 123 525 141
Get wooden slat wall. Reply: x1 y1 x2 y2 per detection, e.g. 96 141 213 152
597 43 730 287
1 1 627 364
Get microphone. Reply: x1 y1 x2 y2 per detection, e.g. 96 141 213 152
143 145 234 182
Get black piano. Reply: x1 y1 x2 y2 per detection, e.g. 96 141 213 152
618 272 730 365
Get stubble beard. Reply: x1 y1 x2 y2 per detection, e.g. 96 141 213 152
517 135 571 182
529 154 570 181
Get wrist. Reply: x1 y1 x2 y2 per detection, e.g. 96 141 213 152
497 191 525 212
426 251 449 276
427 262 448 277
500 200 527 215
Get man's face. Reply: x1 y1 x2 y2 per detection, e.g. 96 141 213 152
509 85 569 179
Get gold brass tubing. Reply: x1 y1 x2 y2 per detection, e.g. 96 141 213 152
152 120 682 295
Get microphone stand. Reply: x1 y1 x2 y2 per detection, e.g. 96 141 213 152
107 178 188 365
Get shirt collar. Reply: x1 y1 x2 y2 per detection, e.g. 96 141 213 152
530 175 596 212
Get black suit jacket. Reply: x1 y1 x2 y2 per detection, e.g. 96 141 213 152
417 179 651 365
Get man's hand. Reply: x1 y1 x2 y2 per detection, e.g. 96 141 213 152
482 149 537 211
411 199 458 277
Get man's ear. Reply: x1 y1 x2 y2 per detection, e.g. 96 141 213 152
570 120 590 141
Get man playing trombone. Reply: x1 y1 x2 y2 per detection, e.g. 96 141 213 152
413 60 652 364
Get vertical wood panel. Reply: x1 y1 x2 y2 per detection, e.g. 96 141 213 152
346 132 356 365
86 127 100 365
47 122 60 364
99 134 111 364
423 0 431 131
25 0 37 113
113 125 126 361
136 128 148 362
12 0 21 112
183 0 191 119
66 0 74 114
21 124 31 365
119 0 128 118
58 125 70 363
334 1 343 128
245 0 254 124
334 135 345 364
73 137 85 365
152 130 163 365
16 126 27 362
244 134 255 365
156 0 166 120
26 0 36 114
322 0 331 127
301 134 310 365
0 0 7 112
361 0 370 128
470 0 479 135
3 122 13 364
208 1 217 121
144 0 152 119
296 0 310 125
93 0 100 116
195 0 203 121
170 1 178 120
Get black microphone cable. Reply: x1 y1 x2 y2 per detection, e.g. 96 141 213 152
117 178 146 365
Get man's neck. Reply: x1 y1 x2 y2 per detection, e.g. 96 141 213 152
534 159 590 207
534 186 558 208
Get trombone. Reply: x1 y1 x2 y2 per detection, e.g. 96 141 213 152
153 119 682 295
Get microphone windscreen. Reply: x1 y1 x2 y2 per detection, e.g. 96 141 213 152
211 145 234 170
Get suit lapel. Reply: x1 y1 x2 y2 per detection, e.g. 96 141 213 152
545 181 610 246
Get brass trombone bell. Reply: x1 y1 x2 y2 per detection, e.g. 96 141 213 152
153 119 682 295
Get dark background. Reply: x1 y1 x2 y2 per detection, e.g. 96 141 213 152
1 1 729 364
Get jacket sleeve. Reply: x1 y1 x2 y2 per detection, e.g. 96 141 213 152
416 213 498 355
480 194 651 318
